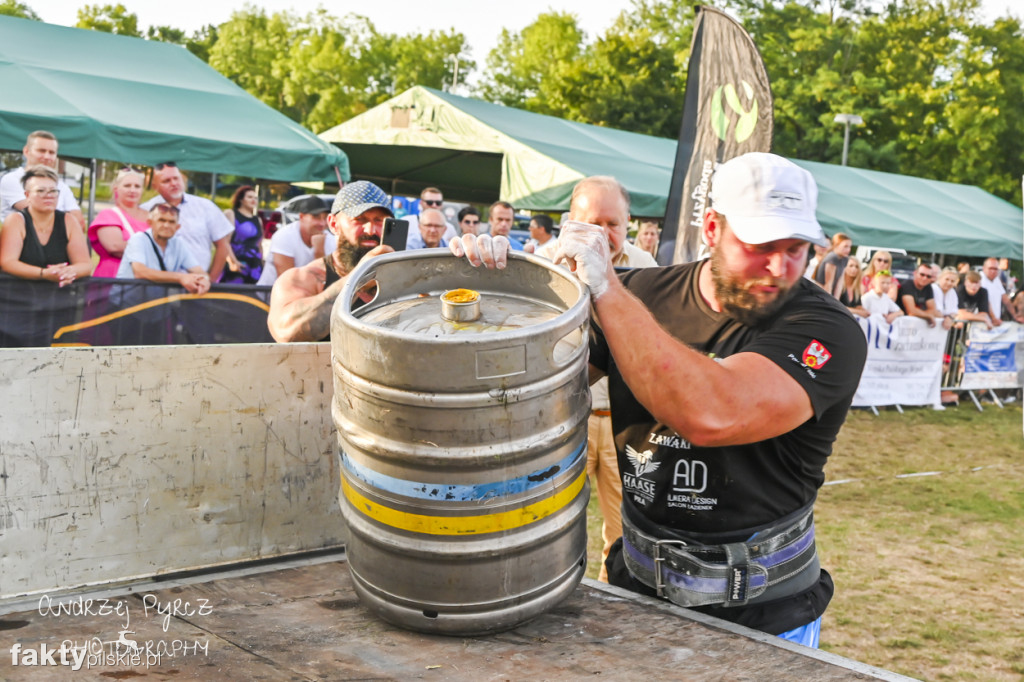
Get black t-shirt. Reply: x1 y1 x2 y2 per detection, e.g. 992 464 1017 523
897 279 933 313
590 261 867 631
956 284 989 313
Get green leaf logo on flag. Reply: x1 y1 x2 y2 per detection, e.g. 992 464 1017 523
711 81 759 143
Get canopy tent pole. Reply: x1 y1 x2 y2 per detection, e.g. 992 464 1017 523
211 173 217 200
87 158 97 227
334 165 344 187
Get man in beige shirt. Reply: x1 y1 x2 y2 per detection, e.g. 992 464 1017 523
567 176 656 582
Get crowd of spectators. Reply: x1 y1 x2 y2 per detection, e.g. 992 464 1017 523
1 129 1021 338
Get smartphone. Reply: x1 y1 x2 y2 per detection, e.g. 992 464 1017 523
382 218 409 251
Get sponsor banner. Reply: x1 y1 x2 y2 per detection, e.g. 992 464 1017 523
659 6 773 265
959 321 1024 389
853 315 947 407
0 276 273 347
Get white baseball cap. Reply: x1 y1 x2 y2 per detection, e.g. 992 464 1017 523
708 152 828 247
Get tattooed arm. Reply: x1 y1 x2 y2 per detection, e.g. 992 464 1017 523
267 259 346 342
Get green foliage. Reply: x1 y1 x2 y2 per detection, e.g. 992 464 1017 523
478 4 691 138
75 3 141 37
0 0 39 20
207 6 471 133
54 0 1024 205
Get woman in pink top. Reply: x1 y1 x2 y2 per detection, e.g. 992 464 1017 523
89 167 149 277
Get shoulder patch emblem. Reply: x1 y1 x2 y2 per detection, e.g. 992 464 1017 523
802 340 832 368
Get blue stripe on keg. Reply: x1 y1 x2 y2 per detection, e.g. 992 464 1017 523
341 442 586 502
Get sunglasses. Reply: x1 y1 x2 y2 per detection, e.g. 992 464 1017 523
154 161 178 171
422 199 443 207
874 257 890 263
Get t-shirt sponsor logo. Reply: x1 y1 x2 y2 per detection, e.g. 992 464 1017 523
623 444 659 506
648 432 692 449
667 458 718 510
802 340 832 368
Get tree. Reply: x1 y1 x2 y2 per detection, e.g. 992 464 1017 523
477 4 691 137
75 3 141 37
478 12 585 111
0 0 39 20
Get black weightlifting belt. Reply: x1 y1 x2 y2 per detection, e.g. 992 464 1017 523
621 501 820 609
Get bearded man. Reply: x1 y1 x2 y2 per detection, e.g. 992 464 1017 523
268 181 393 342
451 153 867 648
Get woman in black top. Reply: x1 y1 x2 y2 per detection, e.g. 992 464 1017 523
0 166 92 285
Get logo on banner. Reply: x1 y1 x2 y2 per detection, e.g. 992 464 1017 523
711 81 759 143
802 340 832 369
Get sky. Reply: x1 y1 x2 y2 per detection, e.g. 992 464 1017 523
36 0 1021 73
37 0 634 65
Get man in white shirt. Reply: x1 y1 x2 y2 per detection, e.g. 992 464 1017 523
980 257 1023 324
256 196 330 286
0 131 85 229
141 162 234 282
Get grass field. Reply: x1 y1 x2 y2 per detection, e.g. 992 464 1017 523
584 404 1024 681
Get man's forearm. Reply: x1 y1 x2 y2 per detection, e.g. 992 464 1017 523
273 278 346 342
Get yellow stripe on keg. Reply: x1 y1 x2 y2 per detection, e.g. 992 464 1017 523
341 470 586 535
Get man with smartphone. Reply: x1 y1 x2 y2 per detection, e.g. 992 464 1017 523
267 181 393 342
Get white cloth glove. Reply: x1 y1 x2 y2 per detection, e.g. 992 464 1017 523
554 220 612 299
449 233 510 269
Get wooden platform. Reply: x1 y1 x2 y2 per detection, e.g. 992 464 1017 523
0 555 911 681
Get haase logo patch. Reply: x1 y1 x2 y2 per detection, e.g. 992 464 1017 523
802 340 832 368
711 81 759 143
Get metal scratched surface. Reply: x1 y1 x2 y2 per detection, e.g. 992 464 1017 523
0 560 912 681
0 344 345 601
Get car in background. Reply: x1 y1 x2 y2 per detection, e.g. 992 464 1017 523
856 246 918 283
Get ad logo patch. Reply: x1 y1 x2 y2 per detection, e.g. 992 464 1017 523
802 340 832 368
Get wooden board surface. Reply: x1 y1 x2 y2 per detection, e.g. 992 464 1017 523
0 559 910 681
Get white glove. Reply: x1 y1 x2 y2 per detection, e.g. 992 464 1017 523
554 221 612 299
449 233 510 269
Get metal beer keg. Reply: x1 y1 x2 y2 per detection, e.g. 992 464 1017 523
331 250 591 635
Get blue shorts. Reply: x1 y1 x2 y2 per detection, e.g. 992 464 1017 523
777 617 821 648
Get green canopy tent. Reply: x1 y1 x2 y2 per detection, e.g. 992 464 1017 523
320 86 674 216
322 86 1021 260
0 16 349 184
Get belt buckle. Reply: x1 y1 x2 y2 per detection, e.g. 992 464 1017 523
653 539 687 598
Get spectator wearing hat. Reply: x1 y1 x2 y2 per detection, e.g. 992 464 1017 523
141 162 234 282
256 196 331 286
268 181 393 342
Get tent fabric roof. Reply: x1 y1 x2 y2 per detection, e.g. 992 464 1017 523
322 86 1021 260
0 17 348 182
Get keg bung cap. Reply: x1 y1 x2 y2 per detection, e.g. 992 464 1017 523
441 288 482 322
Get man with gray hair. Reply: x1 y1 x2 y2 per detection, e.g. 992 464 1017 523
406 207 449 249
450 154 867 647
